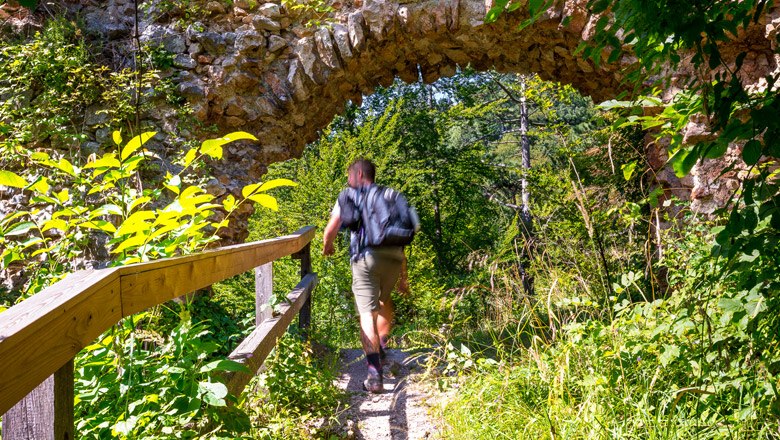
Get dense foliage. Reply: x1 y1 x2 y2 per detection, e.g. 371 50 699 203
2 1 779 438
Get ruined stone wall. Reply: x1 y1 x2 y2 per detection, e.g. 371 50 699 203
4 0 780 238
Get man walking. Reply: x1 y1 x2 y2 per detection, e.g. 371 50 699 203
322 158 410 393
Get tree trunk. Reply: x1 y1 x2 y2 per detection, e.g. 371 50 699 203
517 75 535 296
519 77 532 231
431 179 445 270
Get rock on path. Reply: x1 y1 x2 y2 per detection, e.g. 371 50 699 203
335 349 440 440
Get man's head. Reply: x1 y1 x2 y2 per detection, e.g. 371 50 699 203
347 158 375 188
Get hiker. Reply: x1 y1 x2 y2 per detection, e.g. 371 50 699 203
322 158 414 393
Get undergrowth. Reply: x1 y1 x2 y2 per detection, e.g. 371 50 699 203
429 218 780 439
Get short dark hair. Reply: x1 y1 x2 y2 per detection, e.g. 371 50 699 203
348 158 375 181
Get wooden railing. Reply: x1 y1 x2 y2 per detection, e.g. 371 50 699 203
0 226 317 439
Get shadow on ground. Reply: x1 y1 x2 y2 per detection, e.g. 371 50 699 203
336 349 437 440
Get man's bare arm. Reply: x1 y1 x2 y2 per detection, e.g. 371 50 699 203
322 214 342 256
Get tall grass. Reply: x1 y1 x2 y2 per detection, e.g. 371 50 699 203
431 218 779 439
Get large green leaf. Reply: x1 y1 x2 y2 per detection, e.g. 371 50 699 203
669 147 698 177
485 0 509 23
198 381 228 407
0 170 28 188
257 178 298 192
115 211 156 237
741 140 762 165
248 193 278 211
112 233 146 254
242 183 261 198
200 359 249 373
41 218 68 233
112 130 123 146
83 153 121 170
80 220 117 234
4 221 36 237
199 131 258 159
121 131 157 161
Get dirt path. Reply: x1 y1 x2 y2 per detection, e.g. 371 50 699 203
334 349 442 439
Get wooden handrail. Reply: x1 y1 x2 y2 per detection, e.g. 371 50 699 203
0 226 316 417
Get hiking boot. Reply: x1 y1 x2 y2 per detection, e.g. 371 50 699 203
363 365 383 393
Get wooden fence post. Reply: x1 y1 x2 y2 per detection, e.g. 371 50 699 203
292 244 312 338
255 262 273 325
2 359 74 440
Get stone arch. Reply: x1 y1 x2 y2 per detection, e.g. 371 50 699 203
72 0 779 238
126 0 629 183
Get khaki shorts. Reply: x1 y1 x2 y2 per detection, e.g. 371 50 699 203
351 247 403 314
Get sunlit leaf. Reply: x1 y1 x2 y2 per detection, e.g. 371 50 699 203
128 196 152 213
80 220 117 233
200 359 249 373
147 222 182 242
20 237 44 250
179 185 204 200
198 381 228 406
89 204 123 219
211 219 229 230
115 211 156 237
5 221 36 236
83 153 121 170
0 170 28 188
164 174 182 195
0 212 27 228
182 148 198 168
621 161 637 181
242 183 261 198
88 183 114 195
669 148 696 178
121 131 157 161
111 233 146 254
112 130 123 146
30 245 55 257
199 131 258 159
42 218 68 232
257 178 298 192
122 155 145 173
56 158 76 177
247 193 278 211
29 176 50 194
55 189 69 204
222 194 236 212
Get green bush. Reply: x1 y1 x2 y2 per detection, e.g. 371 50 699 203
244 332 347 439
75 313 251 438
436 217 779 439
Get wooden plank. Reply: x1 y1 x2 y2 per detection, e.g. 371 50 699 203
0 270 122 416
0 226 316 416
120 226 315 315
255 263 273 325
225 273 318 396
2 359 74 440
293 244 313 336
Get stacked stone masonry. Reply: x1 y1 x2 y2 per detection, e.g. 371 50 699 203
3 0 780 239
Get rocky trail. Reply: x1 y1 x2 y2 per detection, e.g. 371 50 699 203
333 349 442 439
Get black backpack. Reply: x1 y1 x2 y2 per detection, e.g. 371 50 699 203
338 185 419 248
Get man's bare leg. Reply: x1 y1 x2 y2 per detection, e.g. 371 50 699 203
359 311 383 392
359 311 380 354
376 298 393 351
